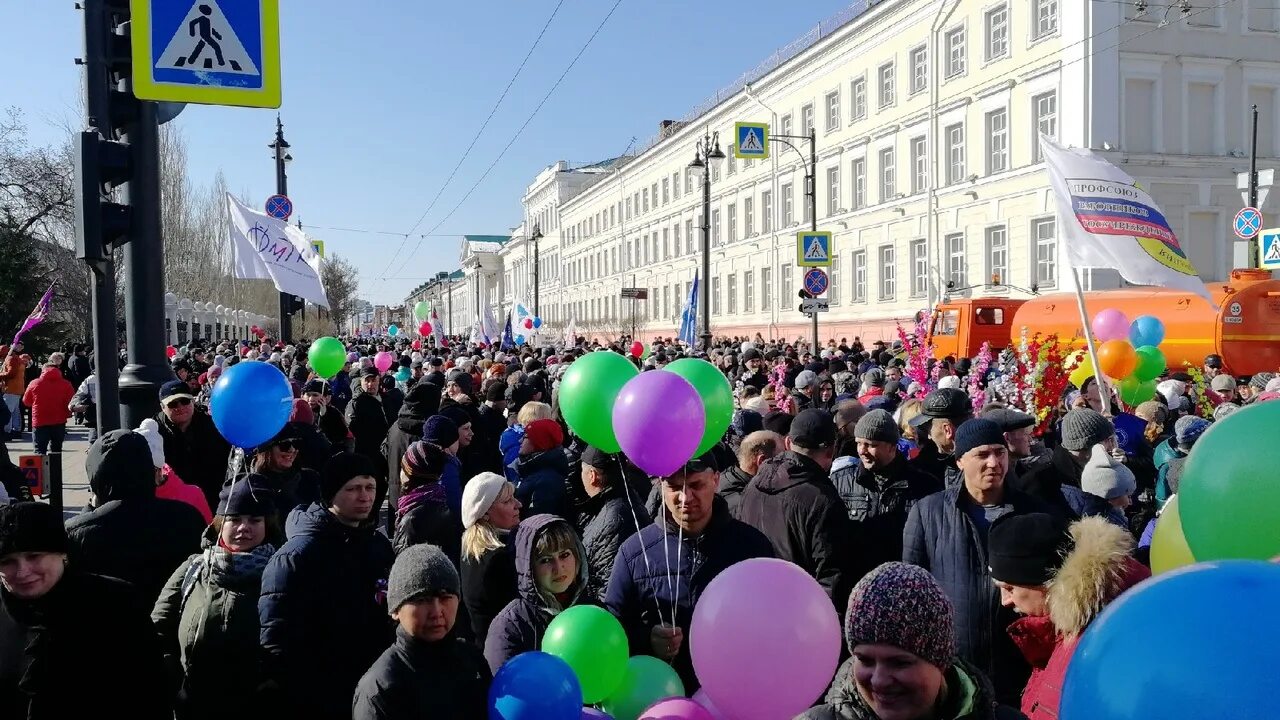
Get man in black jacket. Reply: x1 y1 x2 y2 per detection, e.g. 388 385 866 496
155 379 232 512
303 379 351 451
908 388 973 489
383 381 441 533
737 409 854 610
574 445 651 602
346 369 389 482
475 381 509 475
1011 408 1115 520
717 430 782 517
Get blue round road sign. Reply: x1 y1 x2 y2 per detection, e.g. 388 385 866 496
803 267 829 296
1235 206 1263 240
265 194 293 220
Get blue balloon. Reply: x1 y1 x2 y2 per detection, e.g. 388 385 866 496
1061 560 1280 718
515 335 526 346
533 317 543 329
209 361 293 449
1128 314 1165 348
490 651 582 720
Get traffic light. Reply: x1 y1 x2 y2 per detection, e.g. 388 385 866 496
287 295 306 315
74 131 131 261
797 288 813 315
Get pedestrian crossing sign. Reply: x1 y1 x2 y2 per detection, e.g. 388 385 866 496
1260 230 1280 270
130 0 282 108
735 122 769 160
797 231 833 268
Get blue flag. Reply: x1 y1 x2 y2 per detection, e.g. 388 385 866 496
1112 412 1147 456
501 315 514 351
678 272 699 346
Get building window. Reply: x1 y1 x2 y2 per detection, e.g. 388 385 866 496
663 227 670 260
712 209 721 246
625 198 632 219
727 272 738 314
945 27 965 78
910 135 928 194
829 254 841 305
946 124 966 185
852 157 867 210
1033 0 1058 38
762 267 772 309
985 4 1008 61
712 276 721 316
761 190 773 232
801 104 815 137
852 251 867 302
727 148 736 175
910 46 928 94
825 91 840 131
946 232 967 288
985 226 1008 284
851 77 867 121
742 270 755 312
744 197 755 236
685 219 695 254
827 166 841 215
727 203 737 242
1033 217 1057 286
685 168 697 194
673 223 681 257
780 114 793 136
986 108 1008 174
911 238 928 297
662 285 670 320
673 172 681 199
1033 91 1058 162
879 147 896 202
781 263 793 304
642 189 649 212
879 245 896 301
878 62 896 108
803 183 813 224
782 183 795 226
662 178 670 204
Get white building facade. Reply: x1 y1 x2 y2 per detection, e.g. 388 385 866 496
409 0 1280 343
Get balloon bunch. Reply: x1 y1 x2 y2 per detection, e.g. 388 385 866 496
1073 310 1167 406
558 354 732 477
628 341 651 361
521 316 544 330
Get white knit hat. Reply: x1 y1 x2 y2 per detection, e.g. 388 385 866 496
135 418 166 469
461 472 507 528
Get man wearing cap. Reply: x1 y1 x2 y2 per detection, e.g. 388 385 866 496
788 370 818 412
346 369 389 483
441 368 490 485
856 368 886 404
573 445 651 602
982 406 1048 480
476 380 510 474
904 418 1048 703
1208 372 1238 406
303 379 352 451
739 348 769 391
830 409 941 576
605 450 774 691
1155 415 1210 507
1012 408 1117 520
156 378 233 512
1202 353 1223 380
738 408 854 607
908 388 974 489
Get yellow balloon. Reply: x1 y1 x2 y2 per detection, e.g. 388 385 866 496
1150 495 1197 575
1068 354 1095 389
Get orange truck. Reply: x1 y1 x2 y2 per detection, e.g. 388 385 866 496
929 269 1280 376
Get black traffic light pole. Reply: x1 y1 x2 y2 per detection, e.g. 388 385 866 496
272 117 293 343
773 127 819 353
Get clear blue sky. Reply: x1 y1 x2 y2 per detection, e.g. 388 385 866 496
2 0 853 305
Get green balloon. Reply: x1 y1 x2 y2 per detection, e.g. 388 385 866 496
1132 345 1166 382
542 606 629 703
1118 376 1157 405
1180 402 1280 560
600 655 685 720
414 301 430 320
559 351 639 453
664 358 732 456
308 336 346 379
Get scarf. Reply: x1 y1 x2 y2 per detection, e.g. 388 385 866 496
396 482 447 522
189 542 276 593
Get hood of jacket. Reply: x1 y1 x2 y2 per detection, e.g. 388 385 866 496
516 446 569 479
396 381 441 435
750 450 828 495
37 366 67 383
86 429 158 501
717 465 753 496
513 513 588 615
1046 515 1151 637
823 655 1005 720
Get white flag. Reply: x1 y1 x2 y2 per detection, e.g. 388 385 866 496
429 306 446 346
563 316 577 349
481 302 500 344
227 194 330 307
508 298 532 345
1040 136 1214 304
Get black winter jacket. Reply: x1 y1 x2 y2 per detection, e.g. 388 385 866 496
461 537 518 645
352 627 491 720
253 464 322 521
716 465 753 518
1009 446 1085 520
346 392 389 479
156 409 233 512
574 482 651 602
291 420 333 473
392 487 463 567
514 448 571 520
382 382 441 534
910 440 962 489
830 452 942 578
439 395 489 483
316 405 352 451
736 450 853 607
476 403 509 475
258 503 395 720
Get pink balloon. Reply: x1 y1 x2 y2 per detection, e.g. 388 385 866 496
1092 308 1131 343
690 690 727 720
691 558 841 720
373 351 394 373
640 698 714 720
612 371 704 477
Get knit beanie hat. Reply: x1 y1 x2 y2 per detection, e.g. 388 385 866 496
1249 372 1276 391
1080 445 1137 501
1174 415 1210 447
217 476 277 517
401 440 448 482
321 452 378 505
524 418 564 452
462 472 506 528
290 399 315 425
387 543 461 613
854 409 900 444
421 415 460 448
135 418 166 469
1266 377 1280 393
439 405 472 431
988 512 1073 586
0 502 68 559
861 368 886 389
1060 409 1115 451
952 418 1006 459
844 562 957 668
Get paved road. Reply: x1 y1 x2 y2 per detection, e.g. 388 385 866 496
5 423 94 519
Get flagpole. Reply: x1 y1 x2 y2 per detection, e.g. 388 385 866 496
1071 268 1113 415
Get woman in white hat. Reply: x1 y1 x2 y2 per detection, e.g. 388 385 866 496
459 471 522 644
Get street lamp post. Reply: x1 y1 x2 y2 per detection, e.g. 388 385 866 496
530 223 543 319
686 129 726 352
270 116 294 342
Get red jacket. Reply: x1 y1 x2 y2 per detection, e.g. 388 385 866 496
22 366 75 427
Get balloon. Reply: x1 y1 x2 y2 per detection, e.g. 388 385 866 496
418 321 431 335
388 324 399 337
1131 344 1165 382
542 606 629 703
1069 354 1095 388
414 301 430 320
1095 339 1137 379
582 711 614 720
524 318 534 329
533 317 543 329
209 361 293 448
394 367 410 382
490 651 583 720
600 656 684 720
639 698 713 720
165 345 176 359
1129 314 1165 348
346 351 359 362
1091 308 1130 342
1150 495 1196 575
1060 561 1280 719
689 690 728 720
309 336 346 379
1180 402 1280 560
1117 376 1156 405
559 351 639 453
613 372 704 477
691 558 841 720
515 335 526 346
373 351 394 373
629 341 644 358
664 359 734 457
640 343 652 361
411 340 421 350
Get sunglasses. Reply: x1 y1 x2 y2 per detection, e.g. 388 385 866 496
272 441 298 452
164 396 193 408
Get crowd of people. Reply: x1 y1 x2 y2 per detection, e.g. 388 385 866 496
0 330 1265 719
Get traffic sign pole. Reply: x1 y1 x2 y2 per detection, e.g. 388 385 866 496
1250 104 1260 268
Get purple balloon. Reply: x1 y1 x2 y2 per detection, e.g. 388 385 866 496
689 691 727 720
640 698 714 720
1092 308 1131 343
581 710 614 720
691 558 842 720
612 372 704 477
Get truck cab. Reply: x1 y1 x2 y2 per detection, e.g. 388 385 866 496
928 298 1028 360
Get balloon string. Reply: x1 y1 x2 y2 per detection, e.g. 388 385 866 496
673 466 686 640
616 455 668 628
